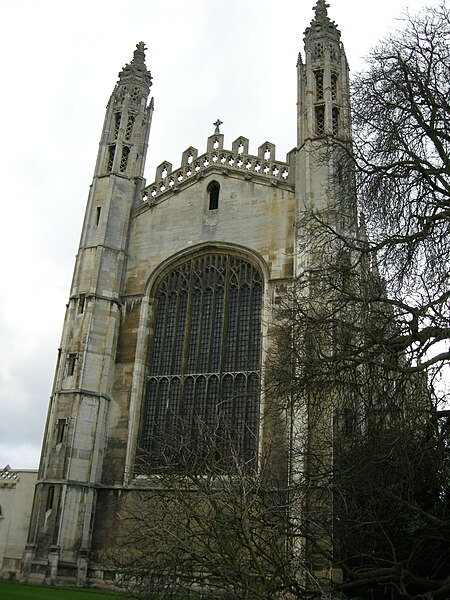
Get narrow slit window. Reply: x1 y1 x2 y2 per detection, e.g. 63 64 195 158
78 294 85 314
56 419 67 445
315 70 324 100
46 486 55 512
107 145 115 173
332 107 339 136
207 181 220 210
67 353 77 377
96 206 101 227
113 113 121 140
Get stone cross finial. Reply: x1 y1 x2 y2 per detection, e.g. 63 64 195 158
214 119 223 134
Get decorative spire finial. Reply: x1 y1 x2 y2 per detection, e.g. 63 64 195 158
314 0 330 22
132 41 147 65
213 119 223 134
117 41 152 91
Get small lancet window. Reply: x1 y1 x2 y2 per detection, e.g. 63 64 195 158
95 206 101 227
120 146 130 173
113 113 121 140
316 105 325 136
125 115 135 140
207 181 220 210
107 145 116 172
315 70 324 100
331 74 338 101
332 107 339 136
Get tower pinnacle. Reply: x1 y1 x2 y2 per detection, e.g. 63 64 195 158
306 0 340 38
118 41 152 89
133 41 146 64
314 0 330 22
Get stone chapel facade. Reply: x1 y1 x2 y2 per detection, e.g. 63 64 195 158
24 1 358 586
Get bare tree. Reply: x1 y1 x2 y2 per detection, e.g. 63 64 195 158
110 424 330 600
267 255 450 599
269 6 450 594
351 2 450 389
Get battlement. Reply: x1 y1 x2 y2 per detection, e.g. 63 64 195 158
0 465 19 488
142 132 292 205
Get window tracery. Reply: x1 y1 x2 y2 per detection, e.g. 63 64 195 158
139 253 263 472
125 115 135 140
107 145 115 172
331 73 338 101
113 113 121 140
332 107 339 135
315 70 324 100
316 105 325 135
120 146 130 173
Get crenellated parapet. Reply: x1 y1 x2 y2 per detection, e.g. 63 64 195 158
142 132 293 205
0 465 19 488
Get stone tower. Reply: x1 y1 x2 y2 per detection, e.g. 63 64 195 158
25 1 355 586
24 44 153 585
295 0 355 268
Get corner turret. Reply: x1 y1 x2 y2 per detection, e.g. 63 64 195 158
294 1 356 272
93 42 153 183
24 43 154 586
297 1 351 145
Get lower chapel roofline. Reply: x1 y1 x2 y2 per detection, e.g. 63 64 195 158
141 132 295 206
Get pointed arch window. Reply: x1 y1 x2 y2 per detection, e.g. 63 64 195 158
331 73 338 101
107 145 116 173
207 181 220 210
125 115 135 140
113 113 121 140
315 70 324 101
139 252 263 472
332 107 339 136
120 146 130 173
316 105 325 136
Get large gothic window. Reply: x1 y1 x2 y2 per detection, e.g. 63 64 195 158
139 252 263 472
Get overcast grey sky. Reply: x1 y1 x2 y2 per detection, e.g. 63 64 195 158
0 0 430 469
